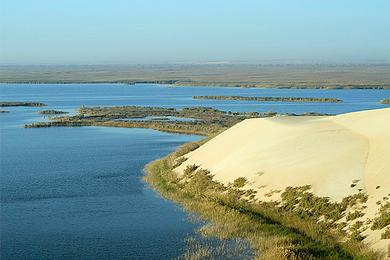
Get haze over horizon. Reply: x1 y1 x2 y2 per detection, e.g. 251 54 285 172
1 0 389 65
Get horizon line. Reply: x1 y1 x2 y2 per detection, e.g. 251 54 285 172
1 62 390 67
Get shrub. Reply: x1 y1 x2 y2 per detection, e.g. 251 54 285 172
232 177 247 188
145 151 378 259
349 221 366 241
174 142 200 157
341 193 368 208
381 227 390 239
371 202 390 230
183 164 200 177
346 211 365 221
172 157 188 168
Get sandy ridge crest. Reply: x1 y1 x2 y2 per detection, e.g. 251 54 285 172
176 108 390 254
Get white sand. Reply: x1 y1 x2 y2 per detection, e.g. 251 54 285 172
176 108 390 254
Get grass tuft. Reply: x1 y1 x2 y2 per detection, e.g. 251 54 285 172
144 141 378 259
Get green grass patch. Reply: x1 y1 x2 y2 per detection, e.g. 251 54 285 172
381 227 390 239
346 211 365 221
193 95 342 103
371 202 390 230
232 177 248 188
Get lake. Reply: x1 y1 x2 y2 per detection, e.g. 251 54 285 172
0 83 389 259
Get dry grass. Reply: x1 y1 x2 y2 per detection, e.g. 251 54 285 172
144 141 379 259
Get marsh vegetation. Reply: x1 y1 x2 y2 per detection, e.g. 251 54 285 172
25 106 283 135
371 202 390 230
38 110 68 115
1 64 390 89
193 95 342 103
0 101 47 107
144 141 379 259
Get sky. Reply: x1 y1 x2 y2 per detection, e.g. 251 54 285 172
0 0 389 65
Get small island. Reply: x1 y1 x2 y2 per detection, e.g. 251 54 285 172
380 99 390 104
25 105 331 136
0 102 47 107
193 95 343 103
25 106 272 135
145 108 390 259
38 110 68 115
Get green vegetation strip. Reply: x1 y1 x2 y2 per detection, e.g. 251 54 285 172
144 141 378 259
24 105 331 136
38 110 68 115
381 99 390 104
25 106 279 135
0 101 47 107
193 96 342 103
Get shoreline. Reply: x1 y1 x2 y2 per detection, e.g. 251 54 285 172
144 140 378 259
193 95 343 103
1 64 390 89
1 81 390 89
6 85 386 259
172 108 390 258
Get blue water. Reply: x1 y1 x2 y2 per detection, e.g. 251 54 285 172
0 83 389 259
0 83 389 114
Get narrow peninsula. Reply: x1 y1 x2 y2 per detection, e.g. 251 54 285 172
24 105 330 136
193 95 342 103
38 110 68 115
0 102 47 107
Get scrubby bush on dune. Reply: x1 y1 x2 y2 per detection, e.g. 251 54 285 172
173 142 200 158
144 141 378 259
381 227 390 239
349 221 366 242
232 177 247 188
371 202 390 230
183 164 200 178
346 211 365 221
172 157 188 168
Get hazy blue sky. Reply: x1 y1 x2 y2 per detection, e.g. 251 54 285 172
1 0 389 64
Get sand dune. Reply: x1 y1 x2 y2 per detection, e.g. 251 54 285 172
176 108 390 254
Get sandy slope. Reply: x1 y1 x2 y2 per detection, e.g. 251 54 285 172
176 108 390 254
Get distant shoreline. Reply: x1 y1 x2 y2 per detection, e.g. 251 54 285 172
193 95 343 103
1 81 389 89
1 64 389 89
146 108 390 258
0 101 47 107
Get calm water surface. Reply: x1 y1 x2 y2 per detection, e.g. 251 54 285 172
0 84 389 259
